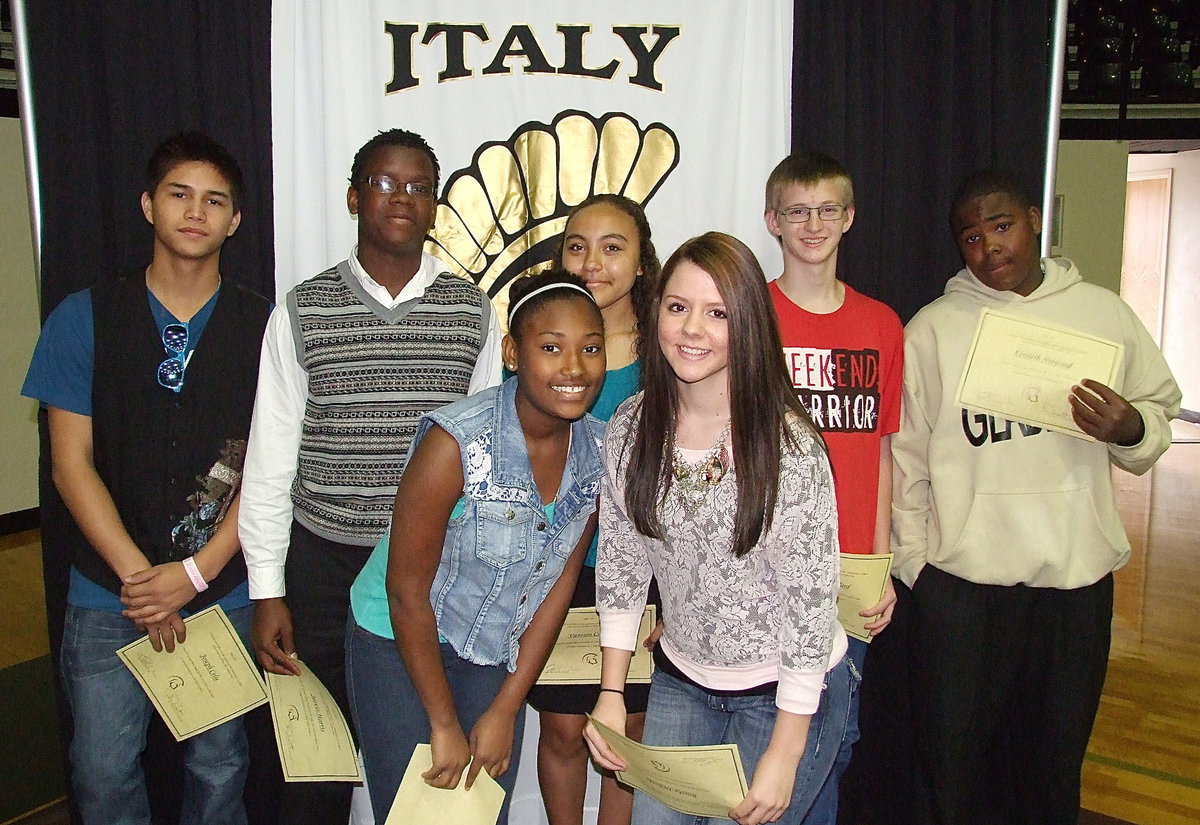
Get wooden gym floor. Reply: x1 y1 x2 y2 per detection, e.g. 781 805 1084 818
1081 431 1200 824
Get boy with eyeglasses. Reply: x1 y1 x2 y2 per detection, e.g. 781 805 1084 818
22 131 271 824
238 128 501 825
893 170 1179 824
763 150 904 822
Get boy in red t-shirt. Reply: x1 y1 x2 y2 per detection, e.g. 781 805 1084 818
764 150 904 818
765 151 902 628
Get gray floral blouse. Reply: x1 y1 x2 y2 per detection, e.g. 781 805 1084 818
597 394 843 714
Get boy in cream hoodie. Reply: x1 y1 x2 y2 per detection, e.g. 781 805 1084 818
892 169 1179 825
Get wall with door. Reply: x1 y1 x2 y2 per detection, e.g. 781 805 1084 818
1128 149 1200 408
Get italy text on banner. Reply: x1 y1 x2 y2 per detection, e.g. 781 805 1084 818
270 1 791 305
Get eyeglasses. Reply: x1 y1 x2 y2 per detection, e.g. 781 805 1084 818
778 204 847 223
360 175 435 200
157 322 190 393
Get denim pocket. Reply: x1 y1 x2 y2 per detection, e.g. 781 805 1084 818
475 501 532 568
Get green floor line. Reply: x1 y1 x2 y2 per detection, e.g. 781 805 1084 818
1085 751 1200 792
0 796 67 825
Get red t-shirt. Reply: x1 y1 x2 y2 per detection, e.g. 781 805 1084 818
770 281 903 554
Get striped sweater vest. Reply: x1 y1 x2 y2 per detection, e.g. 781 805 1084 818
286 260 489 544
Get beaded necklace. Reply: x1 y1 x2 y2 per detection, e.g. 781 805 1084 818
671 422 732 513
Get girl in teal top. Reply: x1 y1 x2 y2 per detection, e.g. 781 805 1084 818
529 194 662 825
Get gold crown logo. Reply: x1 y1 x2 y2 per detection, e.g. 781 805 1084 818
424 110 679 321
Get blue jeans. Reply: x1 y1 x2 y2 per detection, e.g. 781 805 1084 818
345 621 526 824
60 604 252 825
634 655 858 825
806 645 863 825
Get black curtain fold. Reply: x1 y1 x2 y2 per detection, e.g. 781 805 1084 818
26 1 275 312
792 6 1053 823
792 1 1054 322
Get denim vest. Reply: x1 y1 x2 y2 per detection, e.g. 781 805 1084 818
349 377 605 671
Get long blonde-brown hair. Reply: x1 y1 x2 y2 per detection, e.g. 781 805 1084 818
623 232 822 557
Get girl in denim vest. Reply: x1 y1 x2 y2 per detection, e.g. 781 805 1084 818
583 233 854 825
347 269 607 824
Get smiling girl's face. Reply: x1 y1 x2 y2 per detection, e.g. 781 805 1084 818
657 261 729 391
560 203 642 313
505 295 606 425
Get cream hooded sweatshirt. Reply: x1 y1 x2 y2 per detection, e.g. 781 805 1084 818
891 257 1180 589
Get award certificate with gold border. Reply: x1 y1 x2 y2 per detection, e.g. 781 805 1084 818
117 605 267 741
537 605 656 685
588 716 748 818
265 662 363 782
838 553 893 643
954 309 1123 440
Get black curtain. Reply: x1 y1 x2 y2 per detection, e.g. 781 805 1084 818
26 1 275 311
23 3 277 822
792 1 1054 323
791 5 1054 823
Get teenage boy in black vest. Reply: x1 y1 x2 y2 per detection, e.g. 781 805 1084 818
22 131 271 825
239 128 501 824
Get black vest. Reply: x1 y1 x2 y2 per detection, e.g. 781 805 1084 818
84 275 271 610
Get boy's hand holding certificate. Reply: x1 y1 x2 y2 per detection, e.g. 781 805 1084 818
955 308 1123 440
837 553 893 642
116 605 268 741
264 662 363 782
119 605 362 783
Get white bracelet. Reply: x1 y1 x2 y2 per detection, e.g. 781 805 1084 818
181 557 209 593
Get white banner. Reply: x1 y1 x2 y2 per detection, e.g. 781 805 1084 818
271 1 791 304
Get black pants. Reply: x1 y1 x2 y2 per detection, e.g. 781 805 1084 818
909 565 1113 825
277 521 374 825
839 577 917 825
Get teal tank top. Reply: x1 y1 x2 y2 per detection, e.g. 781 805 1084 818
585 360 640 566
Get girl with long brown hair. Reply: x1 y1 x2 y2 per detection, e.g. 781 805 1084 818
583 232 854 825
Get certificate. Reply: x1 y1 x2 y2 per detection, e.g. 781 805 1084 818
588 716 748 818
837 553 893 643
265 662 363 782
955 308 1123 440
116 604 267 741
537 605 656 685
384 744 505 825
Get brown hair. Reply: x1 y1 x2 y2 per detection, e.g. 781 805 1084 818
623 232 822 557
764 150 854 212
